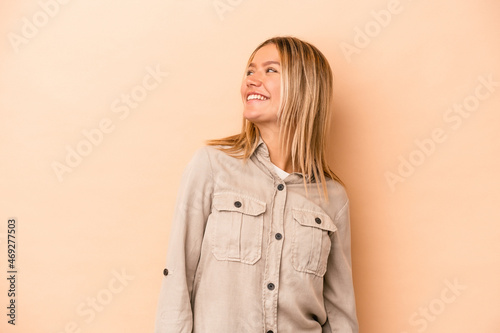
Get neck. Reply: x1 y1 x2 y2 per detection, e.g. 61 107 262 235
258 126 294 173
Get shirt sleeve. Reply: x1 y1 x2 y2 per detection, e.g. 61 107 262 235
322 199 359 332
154 146 214 333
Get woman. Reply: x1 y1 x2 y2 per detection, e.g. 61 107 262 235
155 36 359 333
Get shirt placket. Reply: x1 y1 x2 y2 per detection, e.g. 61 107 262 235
263 178 287 333
253 148 288 333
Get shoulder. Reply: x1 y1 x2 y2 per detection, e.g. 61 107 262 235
187 145 241 170
187 145 211 165
190 144 231 160
322 178 349 220
178 146 214 181
325 177 348 202
201 144 245 163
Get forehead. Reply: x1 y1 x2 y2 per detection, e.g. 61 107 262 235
248 43 280 66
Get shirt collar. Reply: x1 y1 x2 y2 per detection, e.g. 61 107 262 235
255 135 269 157
253 135 313 183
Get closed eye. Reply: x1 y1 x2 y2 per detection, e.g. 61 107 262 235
246 68 278 76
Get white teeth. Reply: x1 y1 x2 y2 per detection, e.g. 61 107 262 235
247 94 269 101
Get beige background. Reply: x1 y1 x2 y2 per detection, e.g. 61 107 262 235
1 0 499 332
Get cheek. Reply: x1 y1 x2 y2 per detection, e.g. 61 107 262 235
272 81 281 100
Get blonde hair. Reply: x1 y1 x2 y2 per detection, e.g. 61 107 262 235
206 36 343 202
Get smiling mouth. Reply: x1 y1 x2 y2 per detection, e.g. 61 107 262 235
247 94 269 101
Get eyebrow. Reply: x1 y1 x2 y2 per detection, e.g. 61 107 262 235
248 60 281 67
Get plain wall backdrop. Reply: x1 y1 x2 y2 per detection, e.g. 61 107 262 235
1 0 499 332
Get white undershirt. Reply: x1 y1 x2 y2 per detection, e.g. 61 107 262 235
271 163 290 180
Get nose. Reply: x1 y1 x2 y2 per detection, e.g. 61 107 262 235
245 73 262 87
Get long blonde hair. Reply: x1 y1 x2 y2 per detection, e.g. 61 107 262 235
206 36 343 202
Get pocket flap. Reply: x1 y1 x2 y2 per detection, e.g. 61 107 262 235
292 208 337 232
213 192 266 216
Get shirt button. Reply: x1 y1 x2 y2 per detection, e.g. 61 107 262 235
234 201 242 208
277 184 284 191
163 268 169 276
275 233 282 240
267 283 275 290
315 217 322 224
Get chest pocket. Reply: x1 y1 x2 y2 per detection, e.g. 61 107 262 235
210 192 266 265
291 208 337 277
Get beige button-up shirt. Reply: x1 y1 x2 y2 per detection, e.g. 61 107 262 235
155 136 359 332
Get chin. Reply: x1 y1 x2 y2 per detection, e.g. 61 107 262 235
242 110 260 122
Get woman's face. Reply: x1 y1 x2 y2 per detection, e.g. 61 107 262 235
241 43 281 127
